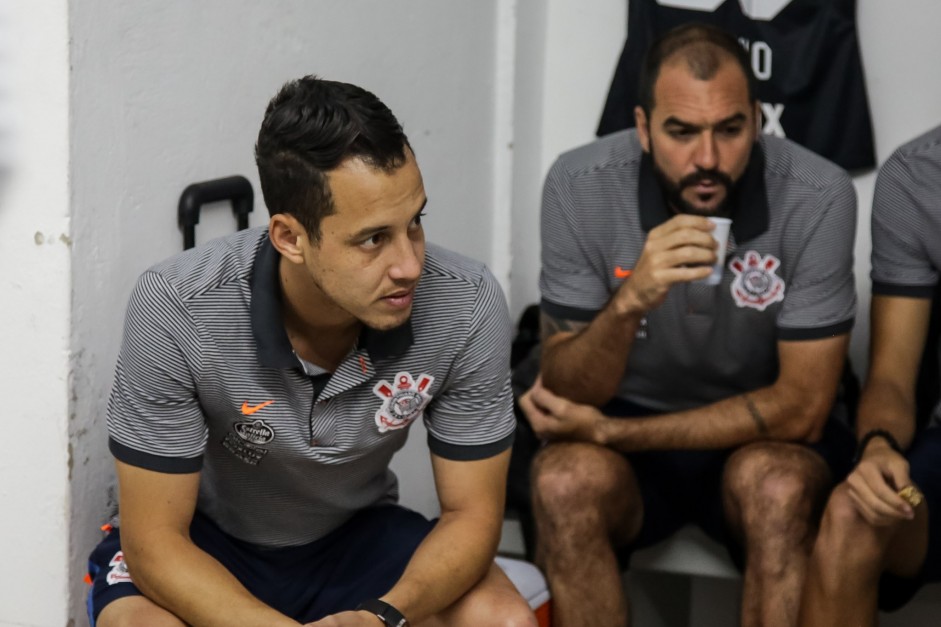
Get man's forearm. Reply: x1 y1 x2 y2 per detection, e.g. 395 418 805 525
855 378 918 449
381 510 501 623
541 302 644 405
125 531 298 627
597 384 826 452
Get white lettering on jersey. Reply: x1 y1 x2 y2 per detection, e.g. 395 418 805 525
760 102 786 137
740 38 774 81
739 0 793 21
656 0 724 10
750 41 773 79
656 0 794 21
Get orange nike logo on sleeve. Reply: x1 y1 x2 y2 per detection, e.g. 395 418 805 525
241 400 275 415
613 266 633 279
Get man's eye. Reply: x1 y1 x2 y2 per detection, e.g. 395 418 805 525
669 128 694 139
361 233 385 249
410 212 426 230
720 126 743 137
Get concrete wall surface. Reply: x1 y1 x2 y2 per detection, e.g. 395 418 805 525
2 0 941 625
0 1 72 625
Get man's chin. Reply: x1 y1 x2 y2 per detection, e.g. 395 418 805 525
678 195 729 217
361 311 412 332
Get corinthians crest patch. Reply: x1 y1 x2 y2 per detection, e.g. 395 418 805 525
373 372 435 433
729 251 786 311
106 550 132 585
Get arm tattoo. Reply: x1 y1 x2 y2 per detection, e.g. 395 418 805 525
744 393 770 437
539 311 588 344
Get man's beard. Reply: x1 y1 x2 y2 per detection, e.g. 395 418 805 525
650 148 736 217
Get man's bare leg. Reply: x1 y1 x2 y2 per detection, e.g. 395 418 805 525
96 596 187 627
419 562 538 627
723 442 830 627
531 442 642 627
799 483 929 627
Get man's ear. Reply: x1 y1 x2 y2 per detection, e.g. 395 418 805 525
269 214 309 265
634 106 651 153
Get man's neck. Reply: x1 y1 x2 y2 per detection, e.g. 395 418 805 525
278 257 360 372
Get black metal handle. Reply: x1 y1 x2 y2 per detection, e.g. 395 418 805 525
178 175 254 250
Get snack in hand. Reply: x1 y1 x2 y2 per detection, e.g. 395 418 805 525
898 485 924 508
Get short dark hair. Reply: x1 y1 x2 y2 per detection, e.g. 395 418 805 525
255 76 411 241
638 23 757 115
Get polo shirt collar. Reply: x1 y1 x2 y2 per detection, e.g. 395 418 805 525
250 236 414 369
637 141 768 243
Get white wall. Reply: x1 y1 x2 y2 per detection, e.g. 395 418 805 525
4 1 941 625
850 1 941 371
509 0 627 317
0 2 72 625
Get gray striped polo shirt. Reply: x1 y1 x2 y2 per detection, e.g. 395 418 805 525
870 124 941 425
107 228 515 547
871 124 941 297
540 129 856 412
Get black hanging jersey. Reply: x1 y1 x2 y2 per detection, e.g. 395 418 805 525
598 0 875 170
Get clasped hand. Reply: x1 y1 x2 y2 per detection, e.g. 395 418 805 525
846 445 916 526
519 377 605 444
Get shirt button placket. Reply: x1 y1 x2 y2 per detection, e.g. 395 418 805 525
309 397 328 448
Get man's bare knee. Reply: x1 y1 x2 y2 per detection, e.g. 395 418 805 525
724 442 830 526
448 590 537 627
96 596 186 627
532 442 632 513
420 564 538 627
815 484 882 565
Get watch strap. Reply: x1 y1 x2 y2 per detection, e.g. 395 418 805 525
356 598 409 627
854 428 903 465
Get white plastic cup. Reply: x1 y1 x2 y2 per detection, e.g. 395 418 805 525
699 217 732 285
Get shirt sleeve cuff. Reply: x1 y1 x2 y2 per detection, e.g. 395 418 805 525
777 318 854 341
540 298 600 323
871 281 936 299
109 438 203 473
427 431 515 461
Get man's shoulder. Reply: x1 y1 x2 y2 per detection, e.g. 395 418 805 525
882 124 941 180
760 135 851 192
144 228 266 301
554 129 643 180
417 244 508 323
421 243 496 291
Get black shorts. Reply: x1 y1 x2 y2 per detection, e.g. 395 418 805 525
86 504 435 625
600 397 856 569
879 426 941 611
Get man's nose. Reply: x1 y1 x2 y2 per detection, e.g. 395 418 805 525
389 237 423 281
694 133 719 171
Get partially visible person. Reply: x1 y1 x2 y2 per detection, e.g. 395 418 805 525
519 23 858 627
800 124 941 625
85 75 535 627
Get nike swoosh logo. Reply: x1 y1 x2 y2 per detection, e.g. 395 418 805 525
241 400 275 415
614 266 633 279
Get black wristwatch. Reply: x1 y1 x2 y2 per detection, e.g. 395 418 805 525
356 598 409 627
853 428 904 466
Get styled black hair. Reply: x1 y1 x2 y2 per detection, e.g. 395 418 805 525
255 76 411 240
638 23 757 115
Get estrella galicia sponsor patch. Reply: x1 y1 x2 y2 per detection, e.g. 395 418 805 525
372 372 435 433
729 251 786 311
234 419 275 445
106 550 132 585
222 419 275 465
